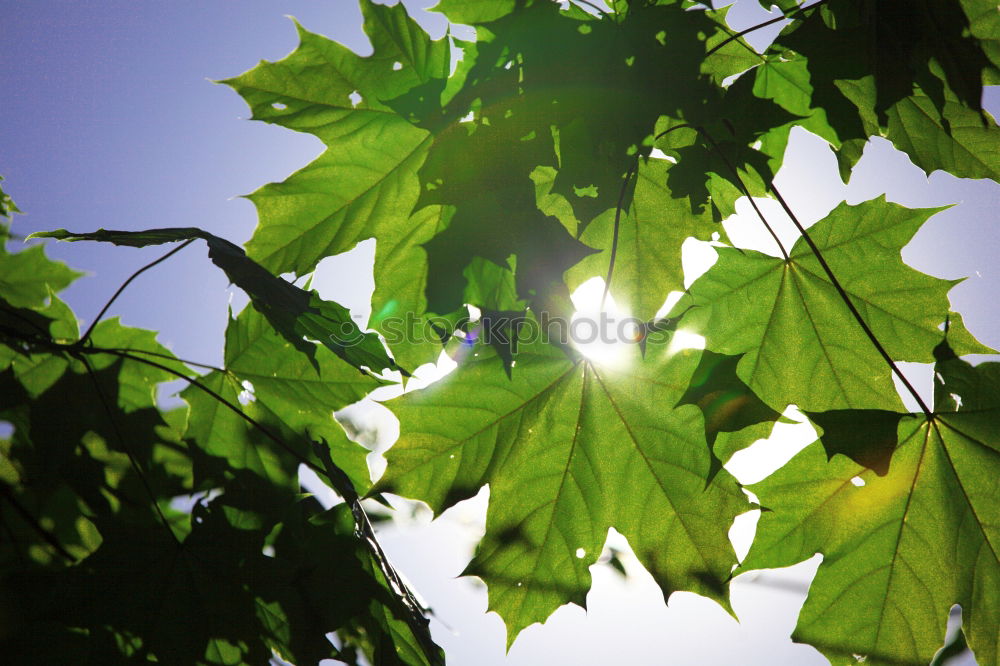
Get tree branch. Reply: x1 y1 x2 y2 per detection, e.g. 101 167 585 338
79 238 195 344
705 0 830 58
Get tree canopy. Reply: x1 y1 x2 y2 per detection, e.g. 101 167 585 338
2 1 999 664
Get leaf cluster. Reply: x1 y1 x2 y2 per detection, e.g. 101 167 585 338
3 0 1000 664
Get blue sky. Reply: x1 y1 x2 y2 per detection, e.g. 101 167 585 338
3 1 996 664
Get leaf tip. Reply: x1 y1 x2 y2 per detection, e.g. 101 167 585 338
25 229 70 241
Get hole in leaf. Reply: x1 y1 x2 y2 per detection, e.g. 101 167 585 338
349 90 362 107
575 548 586 559
850 476 866 487
649 147 677 163
573 184 598 198
578 24 592 35
238 380 256 405
392 61 402 71
271 102 287 110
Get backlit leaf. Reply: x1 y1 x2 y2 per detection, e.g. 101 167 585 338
743 344 1000 665
375 336 747 643
674 196 992 412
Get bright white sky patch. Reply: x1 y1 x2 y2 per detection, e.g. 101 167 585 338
570 276 635 368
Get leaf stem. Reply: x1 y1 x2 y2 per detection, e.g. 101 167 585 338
78 354 182 545
601 162 637 312
79 239 195 345
92 348 328 477
100 346 226 374
704 0 830 58
694 126 790 260
312 442 442 666
571 0 607 15
768 184 933 416
652 124 788 259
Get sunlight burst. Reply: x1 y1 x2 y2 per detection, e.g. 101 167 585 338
570 277 636 367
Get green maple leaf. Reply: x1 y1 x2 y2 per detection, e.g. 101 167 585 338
0 220 81 374
418 0 790 315
673 196 992 412
0 358 192 567
742 340 1000 665
652 72 800 219
678 350 783 454
3 291 78 395
700 4 763 86
85 316 192 412
222 1 462 367
431 0 515 25
419 0 770 281
183 305 377 495
221 0 446 276
0 241 80 311
767 0 1000 181
961 0 1000 82
749 55 842 175
837 71 1000 182
369 205 460 371
374 336 747 644
2 494 442 666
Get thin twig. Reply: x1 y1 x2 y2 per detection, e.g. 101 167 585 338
2 292 439 655
601 123 710 314
571 0 607 15
312 443 442 665
695 126 790 259
92 347 329 479
80 239 195 344
106 344 440 660
768 185 933 416
99 346 226 374
78 354 181 545
705 0 830 58
601 163 638 312
0 484 77 563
